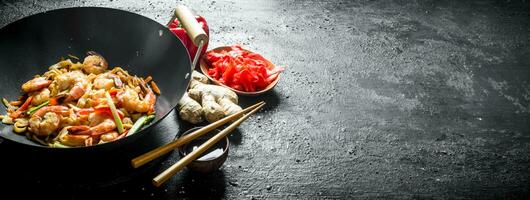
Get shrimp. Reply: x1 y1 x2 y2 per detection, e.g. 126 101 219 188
100 131 119 142
87 118 116 136
77 89 106 108
60 134 90 146
50 70 88 102
69 111 115 136
58 127 90 147
28 106 69 137
117 88 156 113
82 53 108 75
31 88 50 106
60 110 88 127
93 73 122 90
21 77 51 93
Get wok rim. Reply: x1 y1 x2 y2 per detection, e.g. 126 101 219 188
0 6 191 150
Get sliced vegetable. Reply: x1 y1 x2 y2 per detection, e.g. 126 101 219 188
94 106 124 119
76 106 124 119
127 114 155 137
105 92 124 134
27 100 49 115
109 88 121 96
10 96 33 119
145 114 155 124
144 76 153 83
205 45 285 92
151 81 161 95
128 115 147 137
49 97 58 106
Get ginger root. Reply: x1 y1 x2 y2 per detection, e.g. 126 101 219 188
178 71 242 124
177 93 203 124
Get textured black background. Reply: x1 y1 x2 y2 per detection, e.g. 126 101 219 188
1 0 530 199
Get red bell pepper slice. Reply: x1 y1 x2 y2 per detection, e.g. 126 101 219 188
49 97 59 106
94 106 124 120
205 45 284 92
108 88 121 96
77 106 124 120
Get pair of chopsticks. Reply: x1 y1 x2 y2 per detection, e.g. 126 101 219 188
131 101 266 187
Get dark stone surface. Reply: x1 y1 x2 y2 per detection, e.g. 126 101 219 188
1 0 530 199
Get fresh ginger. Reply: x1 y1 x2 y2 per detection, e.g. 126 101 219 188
178 71 242 124
177 93 203 124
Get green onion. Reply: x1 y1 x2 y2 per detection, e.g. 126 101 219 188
27 100 49 115
105 92 124 134
127 114 155 137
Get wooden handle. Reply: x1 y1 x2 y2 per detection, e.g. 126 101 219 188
174 5 208 47
152 103 266 187
131 101 264 168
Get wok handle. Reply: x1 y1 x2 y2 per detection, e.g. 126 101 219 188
171 5 209 47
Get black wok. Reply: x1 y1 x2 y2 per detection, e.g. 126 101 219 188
0 7 192 153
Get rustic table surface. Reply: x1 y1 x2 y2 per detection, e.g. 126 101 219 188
0 0 529 199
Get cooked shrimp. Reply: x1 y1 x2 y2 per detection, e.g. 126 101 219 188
88 118 115 136
59 133 90 147
100 131 119 142
60 110 88 127
93 73 122 90
66 84 86 102
117 88 156 113
51 70 88 101
21 77 51 93
31 88 50 106
77 89 106 108
28 106 69 137
69 112 115 136
65 111 116 146
82 53 108 74
32 105 69 118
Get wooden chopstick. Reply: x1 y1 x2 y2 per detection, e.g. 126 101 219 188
152 102 265 187
131 101 265 168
